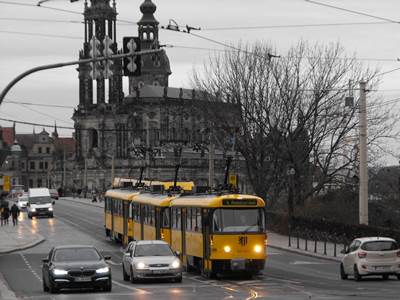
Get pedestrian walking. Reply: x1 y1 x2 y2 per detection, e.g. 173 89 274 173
10 203 20 226
2 204 10 225
0 205 3 226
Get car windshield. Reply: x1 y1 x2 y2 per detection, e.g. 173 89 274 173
134 244 174 257
29 196 51 204
53 248 101 262
213 208 265 233
361 241 399 251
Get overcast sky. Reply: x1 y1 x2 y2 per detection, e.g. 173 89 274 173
0 0 399 161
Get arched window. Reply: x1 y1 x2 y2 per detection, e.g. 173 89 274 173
149 32 154 40
89 128 98 148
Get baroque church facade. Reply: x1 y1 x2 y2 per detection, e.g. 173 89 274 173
73 0 247 192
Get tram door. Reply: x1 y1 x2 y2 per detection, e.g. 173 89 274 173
155 207 161 240
181 208 187 266
203 209 212 273
122 201 130 245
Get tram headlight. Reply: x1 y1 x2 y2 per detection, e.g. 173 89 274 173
254 245 263 253
224 245 231 253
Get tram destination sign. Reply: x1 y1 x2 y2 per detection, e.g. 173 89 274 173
222 199 257 206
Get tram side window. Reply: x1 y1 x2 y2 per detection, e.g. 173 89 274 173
162 208 170 227
144 205 153 225
186 208 192 231
176 209 181 229
195 208 201 232
105 198 112 213
172 208 181 230
143 205 148 224
113 200 122 216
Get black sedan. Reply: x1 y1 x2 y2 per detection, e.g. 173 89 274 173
42 245 112 293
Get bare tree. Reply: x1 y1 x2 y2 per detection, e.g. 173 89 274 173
192 41 396 215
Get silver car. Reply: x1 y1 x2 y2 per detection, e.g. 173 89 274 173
122 240 182 283
17 194 28 210
340 237 400 281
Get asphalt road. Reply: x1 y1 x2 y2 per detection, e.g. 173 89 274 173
1 199 400 299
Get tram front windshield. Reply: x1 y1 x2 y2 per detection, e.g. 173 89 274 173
212 208 265 233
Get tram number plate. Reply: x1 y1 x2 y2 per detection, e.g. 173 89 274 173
231 259 246 270
75 277 91 282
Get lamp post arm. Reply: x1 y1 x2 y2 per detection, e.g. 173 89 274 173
0 49 163 106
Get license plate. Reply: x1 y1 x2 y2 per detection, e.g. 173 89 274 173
375 266 388 271
153 270 166 274
75 277 91 282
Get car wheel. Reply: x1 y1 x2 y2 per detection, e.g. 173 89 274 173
340 263 348 280
174 275 182 283
42 279 49 292
49 281 59 294
28 214 32 219
382 274 389 280
103 279 112 292
130 267 136 283
353 265 362 281
122 265 129 281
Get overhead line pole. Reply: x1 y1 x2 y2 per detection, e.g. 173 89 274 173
0 48 163 106
359 81 369 225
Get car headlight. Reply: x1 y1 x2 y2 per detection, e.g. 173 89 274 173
96 267 110 274
254 245 263 253
224 245 231 253
53 269 68 275
31 208 36 212
136 262 146 269
48 207 53 211
171 260 180 269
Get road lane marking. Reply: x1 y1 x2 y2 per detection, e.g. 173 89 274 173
290 261 335 265
111 280 151 294
19 253 42 283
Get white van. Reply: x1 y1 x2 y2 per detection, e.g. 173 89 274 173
27 188 54 219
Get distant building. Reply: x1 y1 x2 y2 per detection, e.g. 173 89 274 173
0 125 76 190
73 0 249 192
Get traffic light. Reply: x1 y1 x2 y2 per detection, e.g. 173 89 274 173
123 37 141 76
89 36 102 80
103 36 114 79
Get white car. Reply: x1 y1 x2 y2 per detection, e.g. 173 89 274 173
17 194 29 210
122 240 182 283
340 237 400 281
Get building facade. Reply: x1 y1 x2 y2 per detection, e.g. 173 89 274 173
73 0 249 192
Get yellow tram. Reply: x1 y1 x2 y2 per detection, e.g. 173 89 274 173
105 182 267 276
104 181 193 245
170 193 266 277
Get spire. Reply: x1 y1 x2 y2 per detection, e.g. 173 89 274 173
52 122 59 139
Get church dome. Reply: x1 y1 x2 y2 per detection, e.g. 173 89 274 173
138 0 158 25
140 0 156 15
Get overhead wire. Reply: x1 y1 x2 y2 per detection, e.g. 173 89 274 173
202 21 392 31
13 102 73 125
304 0 400 24
4 99 74 109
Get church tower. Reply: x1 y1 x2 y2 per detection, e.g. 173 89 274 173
78 0 123 108
129 0 171 93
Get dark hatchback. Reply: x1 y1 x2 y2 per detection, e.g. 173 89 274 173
42 245 112 293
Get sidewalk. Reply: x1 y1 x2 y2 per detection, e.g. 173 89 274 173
61 197 343 262
267 231 343 262
0 213 45 300
0 215 45 255
62 196 104 208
